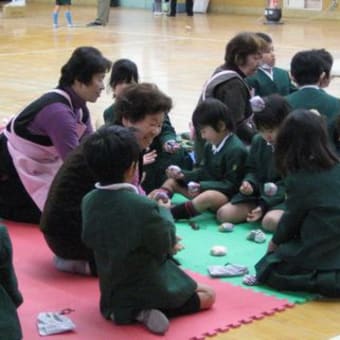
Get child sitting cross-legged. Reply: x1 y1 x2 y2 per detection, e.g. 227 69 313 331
81 125 215 335
217 94 291 232
150 98 248 221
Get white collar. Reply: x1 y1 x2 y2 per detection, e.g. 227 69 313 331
299 85 320 90
211 134 231 154
95 182 139 193
259 66 273 80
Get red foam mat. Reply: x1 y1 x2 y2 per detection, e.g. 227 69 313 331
4 220 294 340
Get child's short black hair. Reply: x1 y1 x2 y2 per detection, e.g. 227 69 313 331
275 109 338 176
114 83 172 123
82 125 140 185
192 98 235 133
109 59 139 88
314 48 333 78
290 50 324 86
253 94 291 130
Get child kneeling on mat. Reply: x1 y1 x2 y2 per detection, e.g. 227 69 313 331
81 125 215 335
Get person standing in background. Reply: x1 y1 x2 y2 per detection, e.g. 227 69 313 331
87 0 111 26
168 0 193 16
52 0 73 28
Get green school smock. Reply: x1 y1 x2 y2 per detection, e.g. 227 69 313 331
0 225 23 340
103 104 192 193
182 134 248 197
256 163 340 296
82 186 197 324
246 67 296 97
285 87 340 122
231 134 285 210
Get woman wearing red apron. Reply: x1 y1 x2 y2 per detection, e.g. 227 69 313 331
0 46 111 223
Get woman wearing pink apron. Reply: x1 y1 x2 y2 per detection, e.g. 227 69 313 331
0 46 111 223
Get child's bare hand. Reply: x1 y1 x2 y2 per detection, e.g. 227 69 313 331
172 236 184 254
240 181 254 195
143 150 157 165
163 140 180 154
157 199 171 209
148 190 170 206
267 239 278 253
166 165 184 180
187 181 200 197
246 206 263 222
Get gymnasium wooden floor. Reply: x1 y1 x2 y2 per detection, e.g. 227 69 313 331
1 3 340 339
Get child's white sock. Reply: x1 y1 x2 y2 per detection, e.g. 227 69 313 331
54 256 91 275
136 309 169 334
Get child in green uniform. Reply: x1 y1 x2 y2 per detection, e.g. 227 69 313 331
0 225 23 340
103 59 192 193
81 126 215 335
52 0 73 28
217 94 291 232
255 109 340 297
285 49 340 124
151 98 248 221
246 32 296 97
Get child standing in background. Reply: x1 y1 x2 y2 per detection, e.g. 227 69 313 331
81 126 215 335
217 94 291 232
151 98 248 221
52 0 73 28
255 109 340 297
153 0 163 15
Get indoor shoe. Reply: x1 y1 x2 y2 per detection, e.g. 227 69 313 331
54 256 91 275
136 309 169 334
87 21 103 26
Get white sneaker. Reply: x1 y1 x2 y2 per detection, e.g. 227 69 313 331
153 11 163 16
136 309 169 334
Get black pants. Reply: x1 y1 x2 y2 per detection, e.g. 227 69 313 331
0 135 41 223
170 0 193 16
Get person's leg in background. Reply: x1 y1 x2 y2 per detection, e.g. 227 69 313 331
186 0 193 16
153 0 163 14
87 0 110 26
97 0 110 25
168 0 177 16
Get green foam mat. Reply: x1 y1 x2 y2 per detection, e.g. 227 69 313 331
172 194 316 304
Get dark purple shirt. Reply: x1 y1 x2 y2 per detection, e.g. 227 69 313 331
27 87 93 160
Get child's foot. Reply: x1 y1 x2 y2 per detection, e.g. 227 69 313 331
54 256 91 275
136 309 169 334
53 24 58 29
243 274 258 286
